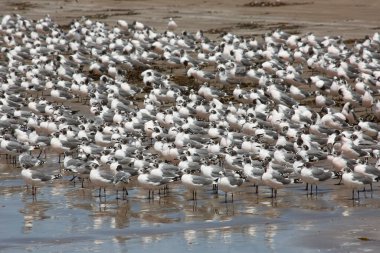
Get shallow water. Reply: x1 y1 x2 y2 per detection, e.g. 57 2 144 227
1 2 380 251
2 160 380 253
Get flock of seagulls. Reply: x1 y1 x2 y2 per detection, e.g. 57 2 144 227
2 14 380 202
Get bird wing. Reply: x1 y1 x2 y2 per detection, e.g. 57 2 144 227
192 176 213 185
272 172 291 185
31 171 52 181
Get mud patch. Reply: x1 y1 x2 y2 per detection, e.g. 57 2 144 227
235 22 262 29
343 38 365 45
7 2 38 11
83 10 140 20
204 27 233 34
243 1 313 7
265 22 304 34
163 16 182 19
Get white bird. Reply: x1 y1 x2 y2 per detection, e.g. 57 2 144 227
167 18 178 31
89 163 114 198
113 165 131 200
137 169 173 199
342 167 372 200
21 167 61 196
353 159 380 184
262 166 291 198
218 171 244 202
299 163 332 195
19 152 45 169
181 172 214 200
243 158 265 194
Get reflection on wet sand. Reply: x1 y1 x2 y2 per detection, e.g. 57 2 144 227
113 203 131 229
183 229 197 244
19 200 51 233
2 170 380 252
265 223 278 251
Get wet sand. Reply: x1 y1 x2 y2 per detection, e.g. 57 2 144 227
2 0 380 252
2 158 380 252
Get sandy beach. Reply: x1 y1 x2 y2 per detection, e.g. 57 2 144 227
1 0 380 252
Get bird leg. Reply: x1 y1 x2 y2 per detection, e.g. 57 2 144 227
124 188 128 199
70 175 77 182
192 190 195 200
96 188 101 197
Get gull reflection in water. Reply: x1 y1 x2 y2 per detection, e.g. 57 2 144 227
141 234 164 246
221 228 233 244
19 200 51 233
184 229 197 245
112 236 129 253
244 225 257 238
112 203 131 229
265 223 278 251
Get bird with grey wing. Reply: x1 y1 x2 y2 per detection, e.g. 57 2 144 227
18 152 45 169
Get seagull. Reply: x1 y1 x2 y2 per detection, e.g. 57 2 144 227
289 85 310 100
299 162 332 195
50 132 77 162
314 91 336 107
137 168 173 199
50 86 76 102
273 145 295 165
200 159 223 191
218 170 244 203
94 126 113 147
117 19 129 31
0 135 33 163
18 152 45 169
28 127 51 158
113 165 131 200
67 158 97 188
178 155 200 173
353 159 380 186
243 158 265 194
21 166 61 196
181 171 214 200
342 167 372 200
167 18 178 31
335 134 371 159
262 166 291 198
149 161 182 180
89 163 114 198
358 120 380 138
